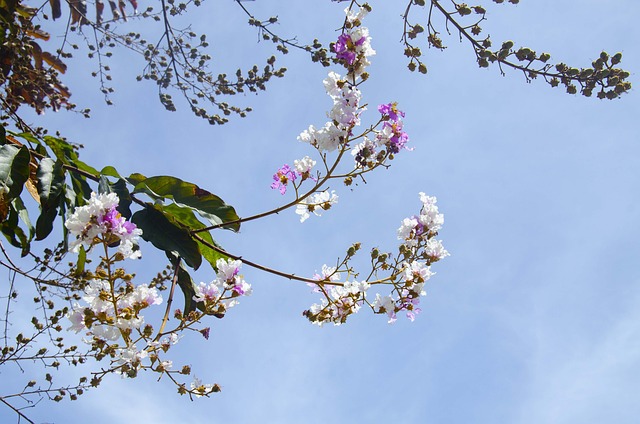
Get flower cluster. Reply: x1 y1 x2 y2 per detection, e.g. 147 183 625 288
193 258 252 316
397 193 445 249
370 193 448 323
291 8 412 223
68 280 163 339
351 102 411 169
333 5 375 79
304 279 370 326
376 102 410 154
298 72 363 153
65 192 142 259
303 193 448 326
295 190 339 223
270 156 316 195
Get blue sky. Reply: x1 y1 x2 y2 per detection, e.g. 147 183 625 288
2 1 639 423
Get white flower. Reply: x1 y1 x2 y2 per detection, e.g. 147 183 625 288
91 324 120 341
193 281 221 303
191 376 216 398
166 333 180 345
418 193 444 232
326 78 363 130
345 5 369 24
215 258 242 282
351 27 376 58
295 191 339 222
117 345 148 365
313 264 340 282
372 294 397 324
343 280 370 295
298 125 317 145
297 119 348 152
293 156 316 175
323 71 343 98
82 279 114 314
115 316 144 330
397 217 419 244
424 238 449 261
315 122 345 152
403 261 433 284
67 306 86 333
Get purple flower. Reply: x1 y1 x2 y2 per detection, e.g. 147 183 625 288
333 33 366 65
122 220 137 234
100 206 140 235
233 283 246 296
378 102 405 122
411 216 425 237
383 121 410 153
270 164 297 194
100 207 120 229
401 295 422 322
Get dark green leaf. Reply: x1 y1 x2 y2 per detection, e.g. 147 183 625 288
1 204 29 255
160 203 227 269
35 144 47 157
0 145 30 199
36 158 65 206
173 258 199 315
70 173 92 207
132 175 240 231
12 196 34 242
111 179 132 219
131 206 202 270
35 204 58 240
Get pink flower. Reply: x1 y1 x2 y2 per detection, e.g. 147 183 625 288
378 102 405 122
270 164 297 194
333 33 366 65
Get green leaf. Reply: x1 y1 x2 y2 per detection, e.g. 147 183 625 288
132 175 240 232
35 204 58 240
131 206 202 270
42 136 99 176
36 158 65 206
70 173 92 207
1 203 29 255
75 246 86 277
0 145 30 199
100 166 121 179
35 144 47 157
13 132 40 146
111 179 132 219
126 173 146 187
173 258 199 315
160 203 227 269
12 196 34 242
